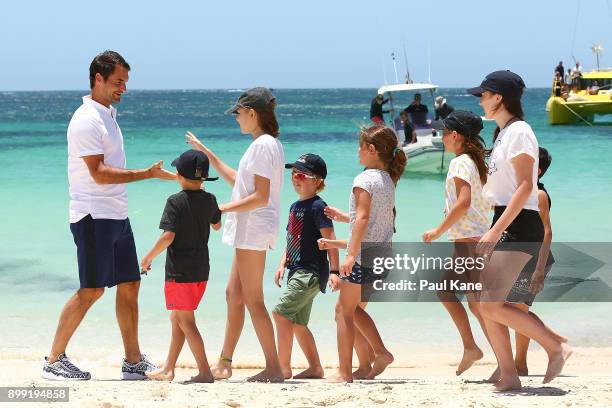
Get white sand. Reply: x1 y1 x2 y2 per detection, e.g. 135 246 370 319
2 347 611 407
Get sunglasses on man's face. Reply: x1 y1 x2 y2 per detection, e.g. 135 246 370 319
291 170 317 180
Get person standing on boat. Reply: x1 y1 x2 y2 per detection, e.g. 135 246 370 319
403 93 429 126
571 61 582 79
370 94 390 124
554 61 564 82
434 96 455 120
399 110 416 145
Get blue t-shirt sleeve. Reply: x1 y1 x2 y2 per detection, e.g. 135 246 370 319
312 199 333 230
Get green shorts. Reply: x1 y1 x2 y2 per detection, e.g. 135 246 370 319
273 269 321 326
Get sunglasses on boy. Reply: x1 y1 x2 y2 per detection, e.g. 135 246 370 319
291 170 318 180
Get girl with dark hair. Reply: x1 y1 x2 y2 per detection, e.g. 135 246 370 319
186 87 285 382
319 124 406 382
468 71 571 391
422 110 491 376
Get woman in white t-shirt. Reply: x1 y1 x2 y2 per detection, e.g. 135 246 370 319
187 87 285 383
467 71 571 391
422 111 491 377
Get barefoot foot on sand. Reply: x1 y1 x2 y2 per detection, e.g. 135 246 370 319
325 371 352 383
366 352 394 379
456 347 484 376
182 373 214 384
246 368 285 383
352 366 371 380
293 366 324 379
543 343 573 384
146 368 175 382
485 367 500 383
210 359 232 380
515 364 528 376
493 376 522 392
281 367 292 380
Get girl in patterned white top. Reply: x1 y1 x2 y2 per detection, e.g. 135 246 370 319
422 110 491 377
318 125 406 383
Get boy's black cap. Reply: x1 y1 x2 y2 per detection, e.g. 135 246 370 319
467 70 525 99
432 110 485 144
285 153 327 179
171 150 219 181
225 87 276 114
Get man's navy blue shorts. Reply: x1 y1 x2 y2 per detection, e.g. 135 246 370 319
70 215 141 288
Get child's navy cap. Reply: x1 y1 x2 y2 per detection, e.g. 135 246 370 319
285 153 327 179
432 110 485 146
171 150 219 181
467 70 526 100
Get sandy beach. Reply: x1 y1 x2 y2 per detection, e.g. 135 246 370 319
2 346 611 407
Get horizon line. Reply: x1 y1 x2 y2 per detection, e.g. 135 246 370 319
0 86 553 93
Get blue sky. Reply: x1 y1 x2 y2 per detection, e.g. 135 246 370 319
1 0 611 90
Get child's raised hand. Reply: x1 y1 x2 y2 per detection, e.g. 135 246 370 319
422 228 441 243
317 238 330 250
328 274 340 292
185 131 206 152
274 268 285 288
323 206 349 223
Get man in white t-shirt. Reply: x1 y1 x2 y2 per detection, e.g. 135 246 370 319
42 51 175 381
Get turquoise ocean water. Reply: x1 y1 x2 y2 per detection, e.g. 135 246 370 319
1 89 611 365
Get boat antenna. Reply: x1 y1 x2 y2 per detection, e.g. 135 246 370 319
402 42 411 84
427 42 432 83
381 53 388 85
591 44 604 70
570 0 581 64
391 52 399 83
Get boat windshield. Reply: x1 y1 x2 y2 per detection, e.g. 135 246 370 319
578 77 612 90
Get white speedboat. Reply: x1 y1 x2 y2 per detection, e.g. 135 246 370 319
377 83 448 174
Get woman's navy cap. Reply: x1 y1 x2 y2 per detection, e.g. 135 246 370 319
171 150 219 181
285 153 327 179
225 87 276 114
432 110 485 144
467 70 525 99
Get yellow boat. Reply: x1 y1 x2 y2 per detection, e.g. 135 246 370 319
546 70 612 125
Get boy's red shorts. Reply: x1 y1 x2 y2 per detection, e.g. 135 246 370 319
164 281 207 311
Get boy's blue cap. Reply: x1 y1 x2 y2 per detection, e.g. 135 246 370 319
171 150 218 181
285 153 327 179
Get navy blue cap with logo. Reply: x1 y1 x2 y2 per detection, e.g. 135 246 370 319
467 70 526 100
432 110 485 146
285 153 327 179
171 150 219 181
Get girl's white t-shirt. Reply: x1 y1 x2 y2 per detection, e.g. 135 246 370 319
222 134 285 250
484 121 539 211
444 154 490 240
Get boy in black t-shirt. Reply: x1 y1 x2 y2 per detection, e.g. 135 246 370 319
272 154 339 379
140 149 221 383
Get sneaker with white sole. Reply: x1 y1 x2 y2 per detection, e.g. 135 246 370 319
121 354 157 380
42 353 91 381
